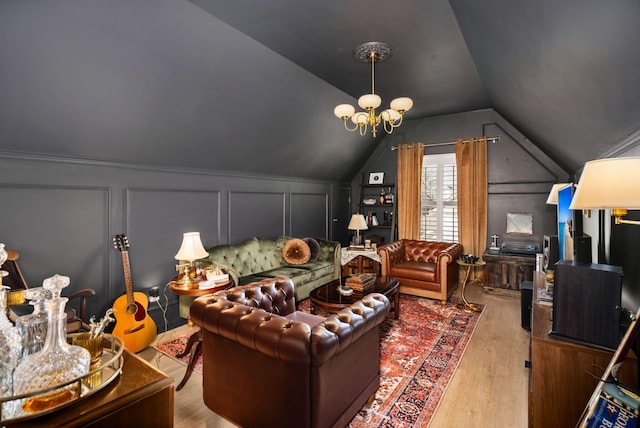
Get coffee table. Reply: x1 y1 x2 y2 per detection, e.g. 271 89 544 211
309 275 400 319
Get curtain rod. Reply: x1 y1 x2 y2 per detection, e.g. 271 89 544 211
391 136 500 150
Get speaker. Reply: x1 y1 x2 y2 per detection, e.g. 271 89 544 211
575 234 592 263
521 280 533 330
543 234 559 270
551 260 623 349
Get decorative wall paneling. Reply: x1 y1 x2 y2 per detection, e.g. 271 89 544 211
0 155 339 331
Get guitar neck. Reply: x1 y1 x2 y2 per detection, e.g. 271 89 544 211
120 251 135 305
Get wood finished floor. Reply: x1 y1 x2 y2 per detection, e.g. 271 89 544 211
137 284 530 427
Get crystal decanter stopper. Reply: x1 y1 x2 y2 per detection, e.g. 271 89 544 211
12 275 90 415
15 287 48 358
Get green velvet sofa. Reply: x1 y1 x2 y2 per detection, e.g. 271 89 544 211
201 236 340 302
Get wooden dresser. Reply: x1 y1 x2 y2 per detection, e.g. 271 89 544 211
528 271 637 427
483 252 535 291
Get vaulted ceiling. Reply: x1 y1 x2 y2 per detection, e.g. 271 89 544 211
1 1 639 181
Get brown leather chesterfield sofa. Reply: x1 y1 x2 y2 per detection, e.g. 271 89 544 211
378 239 464 305
190 275 390 428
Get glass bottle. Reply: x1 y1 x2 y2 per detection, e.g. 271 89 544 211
12 275 90 415
385 187 394 204
378 188 386 204
0 286 22 401
15 287 48 358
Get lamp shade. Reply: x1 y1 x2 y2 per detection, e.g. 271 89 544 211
174 232 209 261
358 94 382 109
334 104 355 119
347 214 368 231
546 183 570 205
390 97 413 112
570 157 640 210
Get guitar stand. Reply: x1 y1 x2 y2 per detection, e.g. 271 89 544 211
175 328 202 391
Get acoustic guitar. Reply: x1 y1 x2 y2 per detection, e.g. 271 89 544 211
112 234 157 353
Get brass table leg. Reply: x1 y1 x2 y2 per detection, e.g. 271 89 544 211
458 264 481 312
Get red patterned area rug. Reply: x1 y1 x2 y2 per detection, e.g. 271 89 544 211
154 294 484 427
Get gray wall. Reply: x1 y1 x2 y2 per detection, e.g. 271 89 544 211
0 155 345 330
350 108 569 251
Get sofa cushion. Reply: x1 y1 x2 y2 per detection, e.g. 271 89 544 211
303 237 321 262
390 260 437 282
282 238 311 265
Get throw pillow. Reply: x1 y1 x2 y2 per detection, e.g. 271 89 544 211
303 237 321 262
282 238 311 265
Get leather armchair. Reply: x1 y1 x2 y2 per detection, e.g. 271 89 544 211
378 239 464 305
190 275 390 428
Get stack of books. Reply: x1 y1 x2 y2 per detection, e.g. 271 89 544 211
345 274 376 292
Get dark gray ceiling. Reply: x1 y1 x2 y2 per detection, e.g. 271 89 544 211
1 1 639 180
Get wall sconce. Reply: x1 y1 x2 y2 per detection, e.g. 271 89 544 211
174 232 209 287
347 214 368 246
569 157 640 225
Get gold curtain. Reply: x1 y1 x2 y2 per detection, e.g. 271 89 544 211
397 143 425 239
456 138 488 265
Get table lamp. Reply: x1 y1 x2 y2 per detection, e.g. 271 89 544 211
174 232 209 287
348 214 368 246
569 157 640 225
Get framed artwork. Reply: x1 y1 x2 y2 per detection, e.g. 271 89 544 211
506 212 533 235
368 172 384 184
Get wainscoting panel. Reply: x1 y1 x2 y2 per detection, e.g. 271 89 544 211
290 192 329 239
228 191 285 243
0 184 109 318
126 188 220 291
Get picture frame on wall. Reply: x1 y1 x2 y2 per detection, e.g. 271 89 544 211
369 172 384 184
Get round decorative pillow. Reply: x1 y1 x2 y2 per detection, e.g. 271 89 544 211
303 237 321 262
282 238 311 265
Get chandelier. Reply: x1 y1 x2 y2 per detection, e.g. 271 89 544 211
333 42 413 138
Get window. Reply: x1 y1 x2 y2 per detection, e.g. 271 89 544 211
420 153 458 242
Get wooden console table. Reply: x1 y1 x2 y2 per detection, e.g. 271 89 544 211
528 271 637 428
7 349 174 427
483 251 535 291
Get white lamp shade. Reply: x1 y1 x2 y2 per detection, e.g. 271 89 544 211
545 183 570 205
381 109 401 122
570 157 640 210
351 112 368 125
390 97 413 112
347 214 368 231
174 232 209 261
358 94 382 109
334 104 355 119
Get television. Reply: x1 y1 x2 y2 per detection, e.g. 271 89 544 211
557 183 583 261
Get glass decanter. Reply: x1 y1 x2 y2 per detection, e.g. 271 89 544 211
12 275 90 415
0 285 22 421
15 287 48 358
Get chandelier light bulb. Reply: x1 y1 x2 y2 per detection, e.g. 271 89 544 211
334 104 355 119
381 109 401 122
390 97 413 113
351 112 368 125
358 94 382 110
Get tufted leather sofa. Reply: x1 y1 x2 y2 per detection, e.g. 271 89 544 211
190 276 390 428
201 236 340 302
378 239 464 305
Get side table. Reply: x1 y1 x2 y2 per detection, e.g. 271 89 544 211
455 259 486 312
341 248 381 275
169 278 231 391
